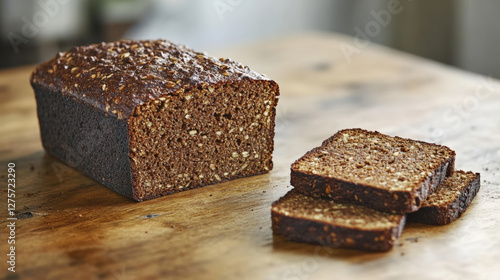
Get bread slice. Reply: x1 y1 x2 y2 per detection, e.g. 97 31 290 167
408 170 480 225
271 189 406 252
291 129 455 214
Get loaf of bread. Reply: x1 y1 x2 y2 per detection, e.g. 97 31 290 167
271 189 406 252
408 170 480 225
30 40 279 201
291 129 455 214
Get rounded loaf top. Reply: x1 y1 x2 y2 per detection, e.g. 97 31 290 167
30 39 273 120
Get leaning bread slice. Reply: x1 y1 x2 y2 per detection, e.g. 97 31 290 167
291 128 455 214
271 189 406 252
408 170 480 225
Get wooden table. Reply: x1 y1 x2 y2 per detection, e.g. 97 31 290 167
1 33 499 280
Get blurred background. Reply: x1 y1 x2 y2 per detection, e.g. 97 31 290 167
0 0 499 77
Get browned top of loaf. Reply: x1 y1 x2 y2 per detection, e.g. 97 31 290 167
423 170 478 207
272 189 403 230
292 128 455 192
30 40 274 120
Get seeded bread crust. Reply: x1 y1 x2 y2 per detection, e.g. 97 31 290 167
291 129 455 214
31 39 279 201
408 171 480 225
271 190 406 252
30 40 273 119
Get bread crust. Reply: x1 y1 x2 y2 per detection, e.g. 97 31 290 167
30 40 273 120
33 84 135 198
408 172 480 225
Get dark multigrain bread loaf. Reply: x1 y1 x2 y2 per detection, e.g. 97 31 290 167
271 189 406 252
408 170 480 225
30 40 279 201
291 129 455 214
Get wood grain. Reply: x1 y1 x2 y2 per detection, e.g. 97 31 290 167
1 32 500 280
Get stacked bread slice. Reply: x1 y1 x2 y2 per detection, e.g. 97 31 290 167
271 129 480 252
